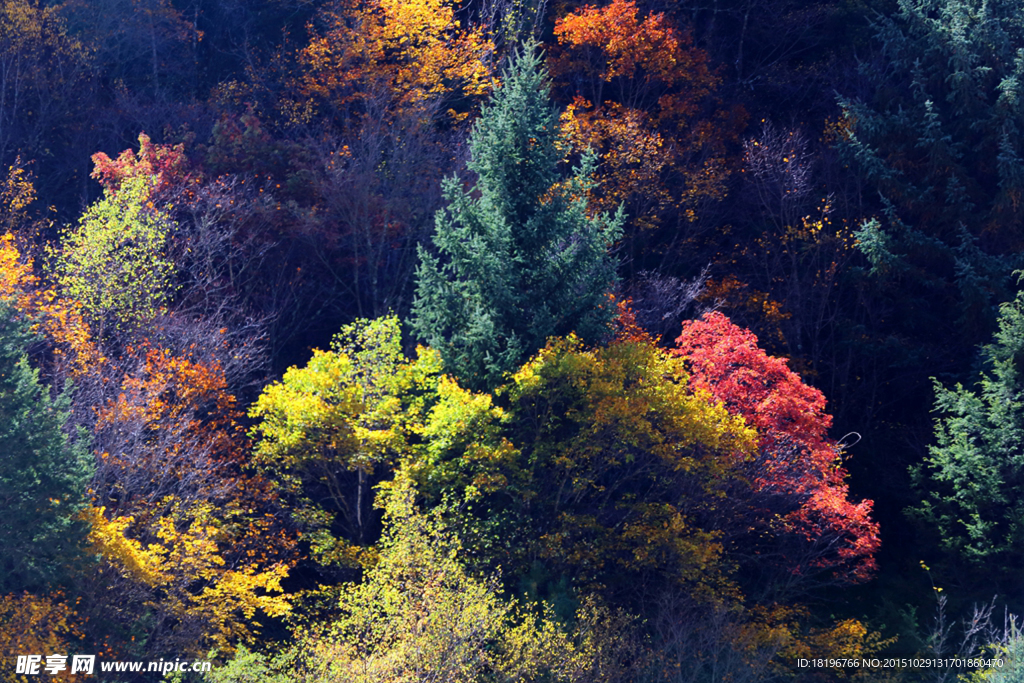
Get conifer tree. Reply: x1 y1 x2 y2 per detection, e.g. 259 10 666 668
911 287 1024 575
411 42 623 391
835 0 1024 516
839 0 1024 342
0 301 92 593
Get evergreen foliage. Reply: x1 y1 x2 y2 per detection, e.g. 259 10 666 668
839 0 1024 339
911 287 1024 572
411 42 623 391
0 301 92 593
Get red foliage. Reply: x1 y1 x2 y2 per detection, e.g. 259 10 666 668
674 312 879 584
91 132 198 201
612 295 655 344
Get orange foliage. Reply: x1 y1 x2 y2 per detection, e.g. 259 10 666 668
98 348 240 445
699 274 791 347
554 0 701 87
611 295 654 344
0 233 103 380
296 0 494 122
552 0 744 230
560 99 675 220
93 344 250 511
91 339 294 555
0 162 103 379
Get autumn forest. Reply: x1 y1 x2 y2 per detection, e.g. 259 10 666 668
3 0 1024 680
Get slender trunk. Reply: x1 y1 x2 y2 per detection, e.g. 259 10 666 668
736 3 751 81
356 467 365 543
151 16 160 97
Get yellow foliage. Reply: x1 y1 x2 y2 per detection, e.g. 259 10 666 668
0 592 83 682
0 232 34 303
408 335 759 599
776 610 897 680
0 158 41 235
251 349 363 464
249 319 443 568
295 0 494 123
511 335 757 460
418 374 521 496
84 501 292 654
84 506 167 588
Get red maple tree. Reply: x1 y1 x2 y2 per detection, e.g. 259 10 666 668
674 312 879 587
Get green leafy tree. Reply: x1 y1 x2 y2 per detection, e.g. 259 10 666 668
255 471 640 683
411 41 623 391
910 287 1024 581
0 301 92 593
413 333 756 612
249 315 442 570
56 174 176 333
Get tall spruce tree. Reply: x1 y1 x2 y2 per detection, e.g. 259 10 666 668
411 42 623 391
0 301 93 593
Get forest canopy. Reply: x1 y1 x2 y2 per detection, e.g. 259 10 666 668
2 0 1023 681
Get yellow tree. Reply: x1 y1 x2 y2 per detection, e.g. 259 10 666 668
221 472 646 683
249 315 441 572
295 0 494 123
81 343 297 658
412 333 757 608
83 500 292 657
56 175 177 336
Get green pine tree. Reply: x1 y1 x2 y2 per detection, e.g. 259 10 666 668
910 285 1024 575
0 301 93 593
411 42 623 391
838 0 1024 342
